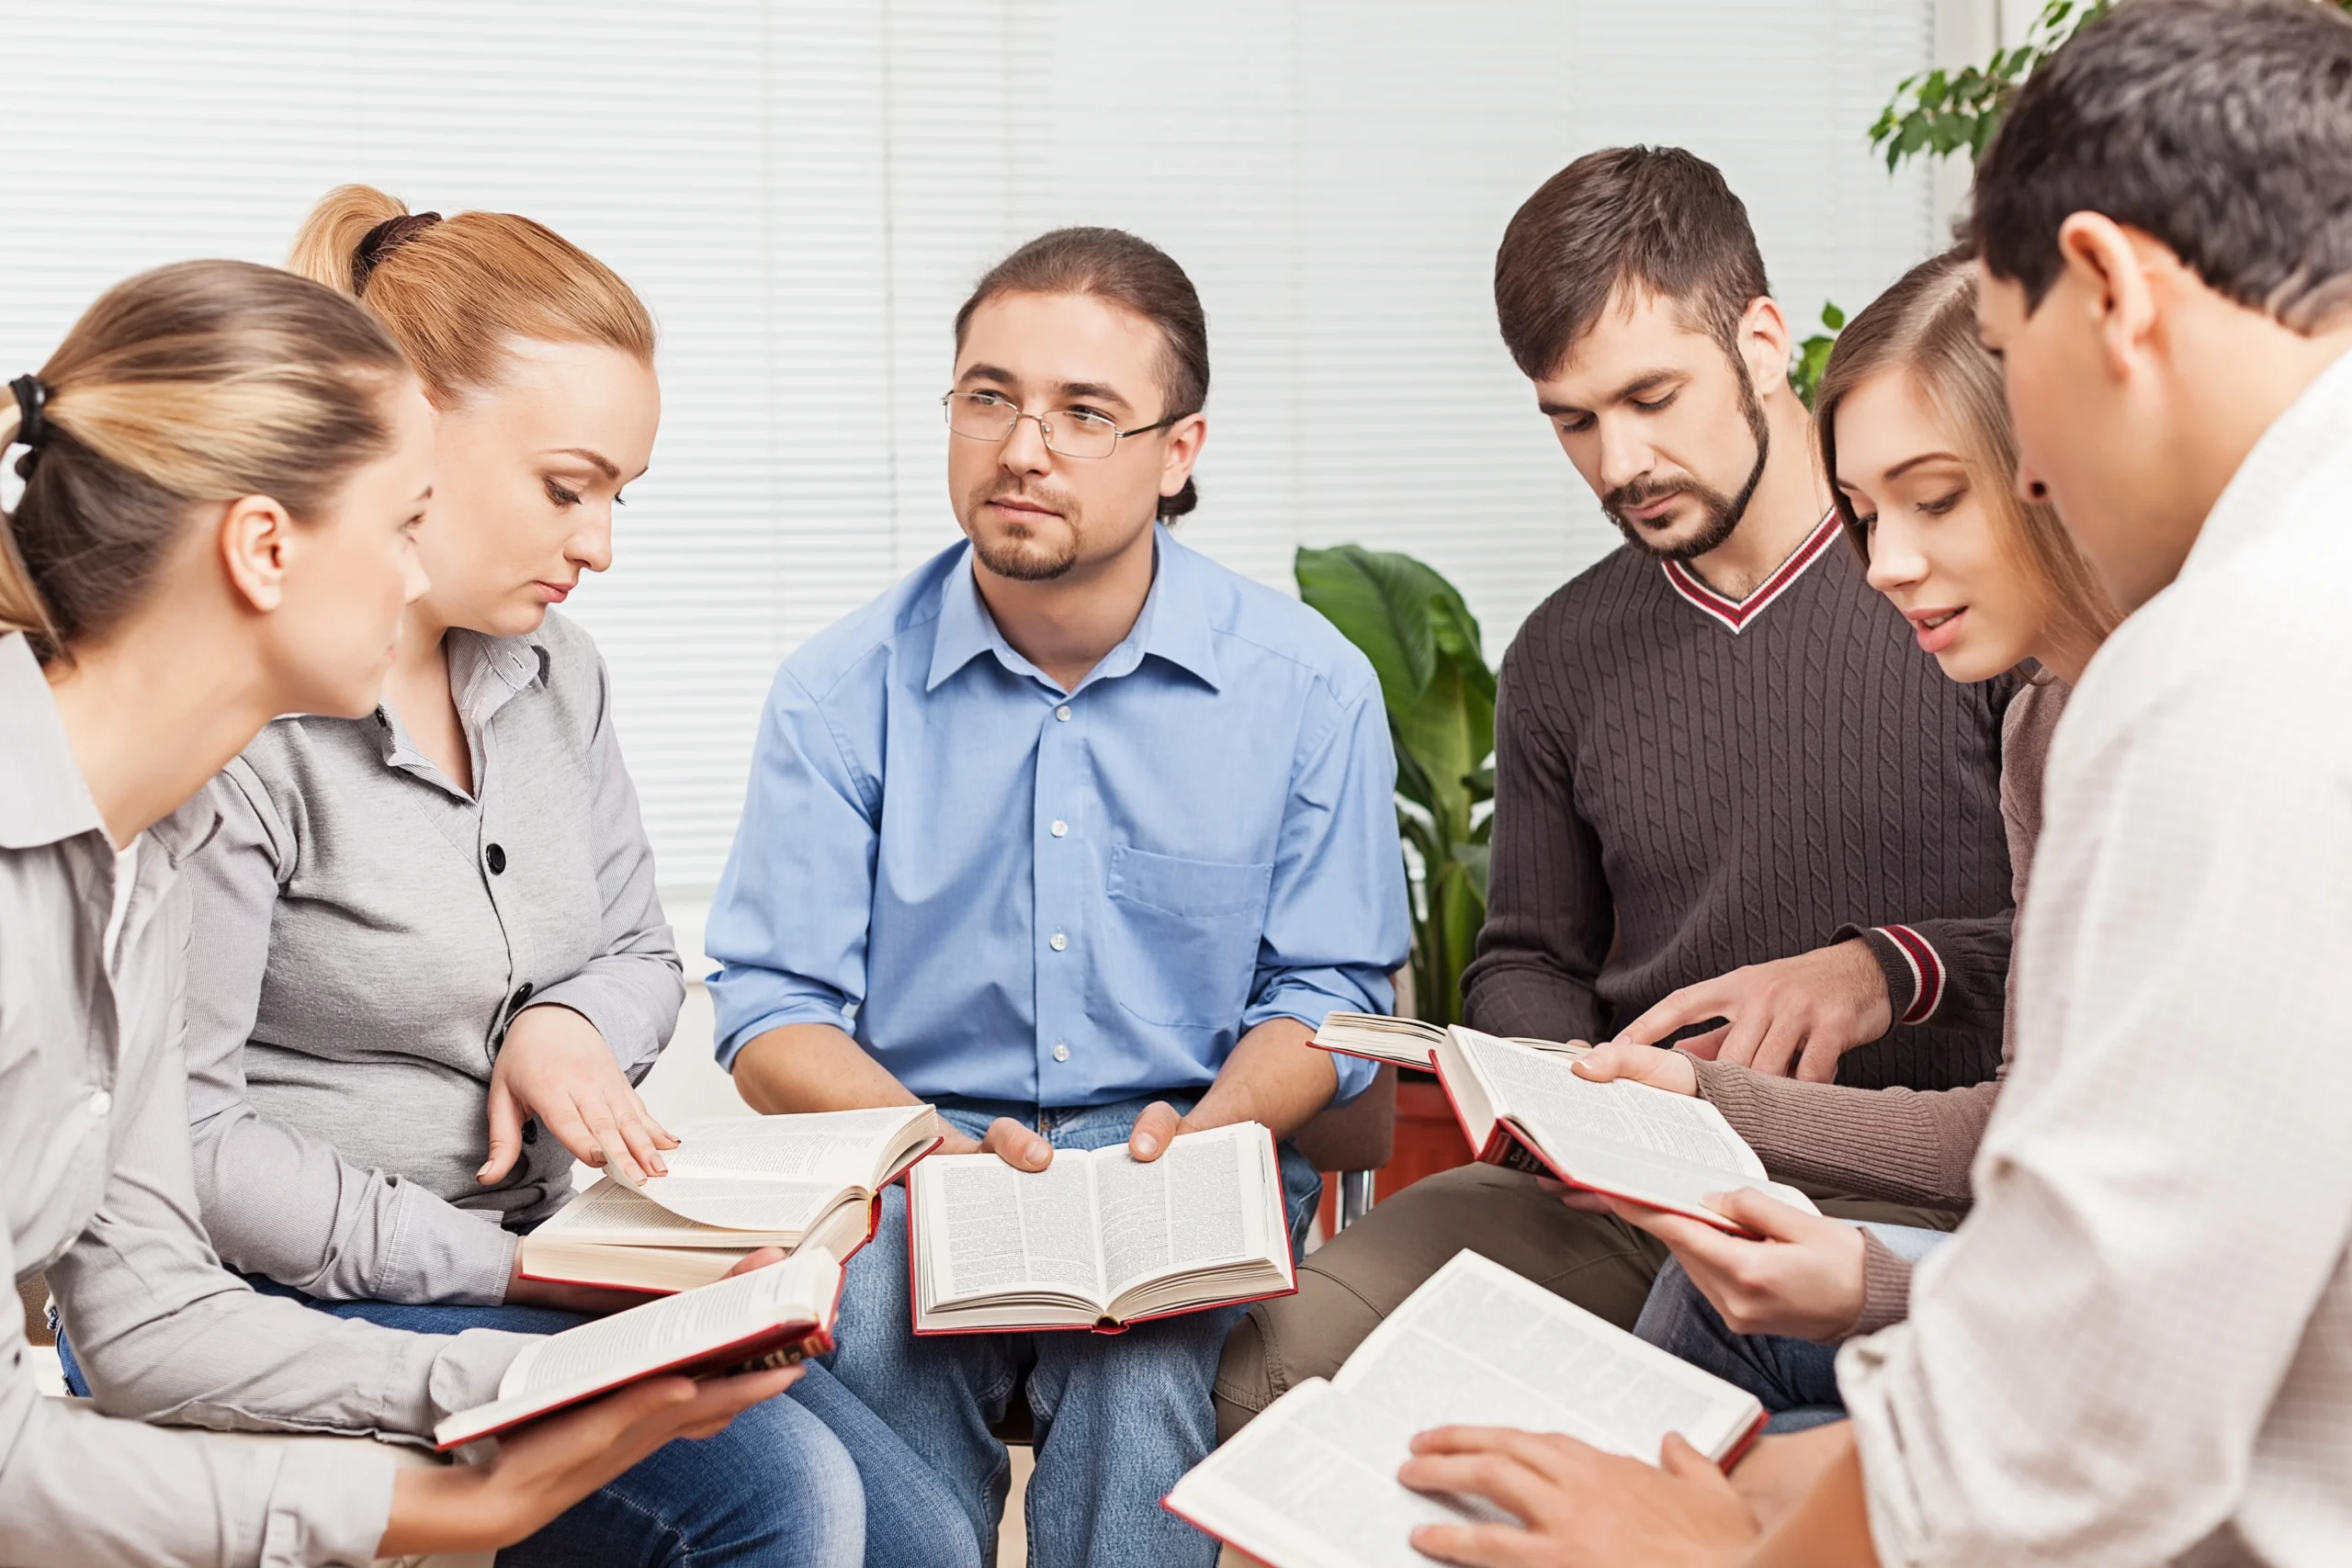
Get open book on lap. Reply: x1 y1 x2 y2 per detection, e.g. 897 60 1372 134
435 1247 846 1450
908 1122 1295 1334
519 1105 939 1294
1436 1026 1816 1234
1163 1250 1765 1567
1311 1010 1588 1071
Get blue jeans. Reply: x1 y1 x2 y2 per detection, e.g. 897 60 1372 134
1633 1223 1951 1435
824 1095 1323 1568
60 1280 979 1568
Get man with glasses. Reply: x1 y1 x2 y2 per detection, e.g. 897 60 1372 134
708 226 1408 1568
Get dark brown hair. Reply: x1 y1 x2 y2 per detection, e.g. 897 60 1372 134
1495 145 1770 379
1 260 413 665
288 184 655 408
1816 250 2119 658
954 227 1209 520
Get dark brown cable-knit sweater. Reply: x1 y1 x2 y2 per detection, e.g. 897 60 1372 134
1462 513 2014 1092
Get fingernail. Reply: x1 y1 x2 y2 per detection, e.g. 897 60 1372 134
1133 1136 1157 1156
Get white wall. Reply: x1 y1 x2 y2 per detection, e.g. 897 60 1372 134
0 1 1938 900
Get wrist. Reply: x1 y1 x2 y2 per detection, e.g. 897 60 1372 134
380 1458 495 1557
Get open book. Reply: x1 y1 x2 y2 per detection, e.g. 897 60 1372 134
1437 1026 1816 1234
1164 1250 1765 1567
435 1247 845 1450
518 1105 939 1294
908 1122 1295 1334
1312 1010 1587 1071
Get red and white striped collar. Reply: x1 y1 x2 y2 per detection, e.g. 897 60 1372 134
1660 509 1843 635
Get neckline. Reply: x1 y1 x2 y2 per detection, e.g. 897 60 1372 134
1660 510 1843 635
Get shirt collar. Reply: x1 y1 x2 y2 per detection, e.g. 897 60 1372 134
925 525 1223 695
0 631 104 850
0 632 221 860
2177 344 2352 586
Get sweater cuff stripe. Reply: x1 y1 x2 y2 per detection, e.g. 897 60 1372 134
1877 924 1945 1024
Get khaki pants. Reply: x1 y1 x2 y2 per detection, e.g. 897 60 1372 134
1212 1163 1957 1442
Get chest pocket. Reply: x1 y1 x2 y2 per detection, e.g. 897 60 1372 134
1102 844 1273 1030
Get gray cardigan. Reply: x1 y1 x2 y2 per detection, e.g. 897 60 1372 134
0 633 521 1567
183 611 684 1307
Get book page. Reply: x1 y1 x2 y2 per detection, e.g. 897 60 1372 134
1333 1251 1750 1461
1461 1031 1764 1177
1097 1128 1253 1300
625 1176 844 1234
537 1179 716 1241
1168 1380 1512 1568
931 1155 1104 1303
500 1252 831 1402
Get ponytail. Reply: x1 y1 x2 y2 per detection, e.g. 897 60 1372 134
1 259 412 665
288 184 654 407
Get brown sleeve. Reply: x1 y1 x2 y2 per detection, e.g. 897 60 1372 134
1840 1230 1915 1341
1691 1057 2001 1211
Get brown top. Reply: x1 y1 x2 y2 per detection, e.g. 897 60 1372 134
1692 675 2069 1337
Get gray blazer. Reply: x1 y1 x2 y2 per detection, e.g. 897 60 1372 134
0 633 521 1566
184 611 684 1307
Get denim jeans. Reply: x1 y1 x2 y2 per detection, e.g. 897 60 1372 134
59 1278 980 1568
1633 1222 1951 1435
823 1094 1323 1568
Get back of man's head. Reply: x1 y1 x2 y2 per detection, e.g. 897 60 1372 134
1973 0 2352 333
1494 146 1770 378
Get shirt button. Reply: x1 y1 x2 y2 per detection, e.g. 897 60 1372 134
1052 1043 1070 1063
1050 819 1068 838
485 843 507 875
511 982 535 1011
1049 932 1068 952
1054 705 1071 722
87 1089 112 1118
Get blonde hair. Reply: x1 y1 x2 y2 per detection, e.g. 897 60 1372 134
1 259 412 664
1815 250 2120 659
288 185 654 406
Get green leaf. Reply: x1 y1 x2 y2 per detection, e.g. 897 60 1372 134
1821 301 1846 331
1295 545 1440 712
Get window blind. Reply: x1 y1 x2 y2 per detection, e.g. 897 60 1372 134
0 0 1935 901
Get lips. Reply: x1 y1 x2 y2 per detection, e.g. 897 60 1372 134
1907 606 1966 654
535 581 573 604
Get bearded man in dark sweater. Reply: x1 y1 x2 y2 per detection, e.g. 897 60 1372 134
1214 146 2011 1439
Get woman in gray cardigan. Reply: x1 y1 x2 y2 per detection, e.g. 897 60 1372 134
94 189 978 1568
5 256 803 1567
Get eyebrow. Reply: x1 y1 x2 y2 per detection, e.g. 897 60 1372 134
1536 367 1683 418
541 446 622 481
958 365 1136 414
1882 450 1968 481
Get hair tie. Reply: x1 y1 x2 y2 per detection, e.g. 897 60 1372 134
352 211 443 294
7 374 47 451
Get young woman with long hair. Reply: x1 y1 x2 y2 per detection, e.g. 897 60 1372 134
70 186 978 1567
0 258 797 1566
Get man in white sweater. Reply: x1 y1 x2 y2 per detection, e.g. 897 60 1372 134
1390 3 2352 1564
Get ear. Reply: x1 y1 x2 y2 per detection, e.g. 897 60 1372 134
1737 296 1794 395
1159 412 1206 502
215 493 298 615
2054 212 2157 382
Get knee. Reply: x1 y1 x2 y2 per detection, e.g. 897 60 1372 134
727 1393 868 1568
1212 1311 1272 1444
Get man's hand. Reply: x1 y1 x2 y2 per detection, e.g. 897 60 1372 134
1616 939 1891 1081
1571 1039 1700 1096
1127 1100 1195 1162
1399 1426 1758 1568
482 1005 676 1187
377 1363 801 1557
934 1117 1055 1171
1611 1189 1866 1341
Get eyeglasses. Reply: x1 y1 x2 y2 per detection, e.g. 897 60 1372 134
942 389 1175 460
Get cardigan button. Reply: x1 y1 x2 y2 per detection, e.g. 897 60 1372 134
485 842 507 875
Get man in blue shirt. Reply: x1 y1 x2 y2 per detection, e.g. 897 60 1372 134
708 226 1410 1568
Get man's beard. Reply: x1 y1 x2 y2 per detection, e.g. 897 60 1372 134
965 481 1082 581
1602 364 1771 562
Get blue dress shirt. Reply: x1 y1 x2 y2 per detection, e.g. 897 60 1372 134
707 525 1409 1109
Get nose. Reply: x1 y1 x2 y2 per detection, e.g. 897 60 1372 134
401 538 432 606
1864 513 1927 595
1594 415 1653 494
569 507 615 575
998 411 1054 476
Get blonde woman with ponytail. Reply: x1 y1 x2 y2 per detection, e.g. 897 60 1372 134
120 186 976 1568
0 260 797 1568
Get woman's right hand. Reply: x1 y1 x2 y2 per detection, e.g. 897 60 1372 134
1570 1039 1700 1097
376 1365 801 1558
